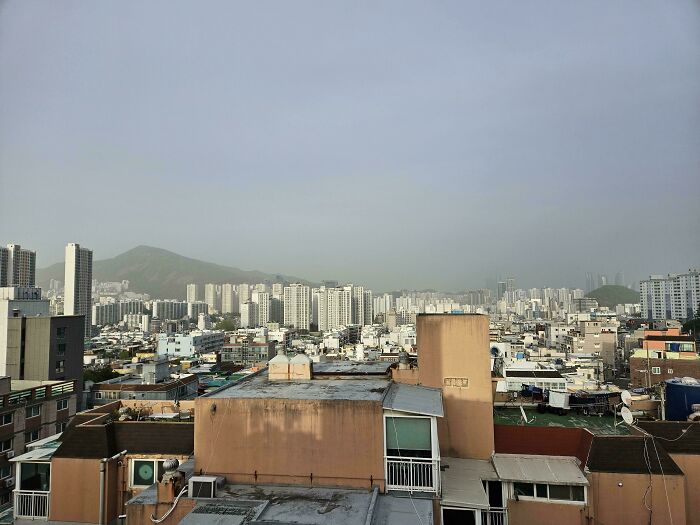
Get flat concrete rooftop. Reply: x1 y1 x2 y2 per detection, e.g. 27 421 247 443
207 371 390 401
130 484 432 525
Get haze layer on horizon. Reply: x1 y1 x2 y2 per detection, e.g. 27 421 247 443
1 1 699 291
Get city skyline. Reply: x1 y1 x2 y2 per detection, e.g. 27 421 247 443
2 1 700 291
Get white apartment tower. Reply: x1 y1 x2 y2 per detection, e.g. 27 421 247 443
283 284 310 330
253 291 270 326
64 243 93 340
0 244 36 287
641 270 700 320
221 283 238 314
204 283 221 314
186 283 199 303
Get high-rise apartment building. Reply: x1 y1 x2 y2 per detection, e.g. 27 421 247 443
204 283 220 314
253 291 270 326
641 270 700 320
186 283 199 303
221 283 238 314
0 244 36 287
283 284 310 330
64 243 93 341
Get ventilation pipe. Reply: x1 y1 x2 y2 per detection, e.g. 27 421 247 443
99 450 127 525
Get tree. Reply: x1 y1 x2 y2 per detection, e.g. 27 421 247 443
84 367 120 384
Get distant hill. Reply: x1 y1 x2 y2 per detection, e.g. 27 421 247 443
586 285 640 308
37 245 312 300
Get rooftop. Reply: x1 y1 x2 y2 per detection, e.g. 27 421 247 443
493 408 630 436
130 484 433 525
312 361 392 376
206 370 390 401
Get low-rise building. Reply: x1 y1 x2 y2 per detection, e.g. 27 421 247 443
156 330 225 357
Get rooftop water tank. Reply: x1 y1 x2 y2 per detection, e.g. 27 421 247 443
666 378 700 421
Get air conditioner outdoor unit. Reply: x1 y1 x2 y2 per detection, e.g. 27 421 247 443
6 451 14 459
4 479 13 488
188 476 225 499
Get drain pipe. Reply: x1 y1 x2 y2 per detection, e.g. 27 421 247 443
100 450 127 525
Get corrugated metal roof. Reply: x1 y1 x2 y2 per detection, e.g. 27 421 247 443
440 457 497 509
382 382 444 417
492 454 588 485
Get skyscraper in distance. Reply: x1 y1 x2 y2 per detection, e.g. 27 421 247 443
64 243 93 341
0 244 36 287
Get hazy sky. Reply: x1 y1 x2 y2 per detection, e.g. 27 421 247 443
1 1 699 291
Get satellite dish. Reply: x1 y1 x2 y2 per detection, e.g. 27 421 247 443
621 390 632 407
621 406 634 426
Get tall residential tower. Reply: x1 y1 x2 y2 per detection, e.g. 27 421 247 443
64 243 93 340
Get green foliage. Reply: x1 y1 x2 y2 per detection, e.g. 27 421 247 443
215 318 237 331
84 367 119 384
585 285 640 308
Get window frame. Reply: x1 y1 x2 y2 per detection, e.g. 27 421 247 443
25 429 40 445
25 405 41 419
510 482 586 505
56 399 69 411
0 413 12 426
129 458 168 489
0 438 12 452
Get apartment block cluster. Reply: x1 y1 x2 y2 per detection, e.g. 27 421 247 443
640 269 700 321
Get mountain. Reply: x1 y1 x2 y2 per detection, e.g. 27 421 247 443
37 245 312 300
585 285 640 308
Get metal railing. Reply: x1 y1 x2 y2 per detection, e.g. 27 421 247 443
14 490 49 520
482 508 508 525
385 456 440 494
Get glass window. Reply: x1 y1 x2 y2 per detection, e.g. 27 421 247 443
0 465 11 479
56 399 68 411
571 486 585 502
536 483 548 498
0 413 12 426
549 484 572 500
385 417 431 457
0 439 12 452
131 459 165 488
19 462 50 492
514 482 534 497
26 405 40 418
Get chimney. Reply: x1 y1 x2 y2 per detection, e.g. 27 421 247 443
290 352 313 381
268 348 290 381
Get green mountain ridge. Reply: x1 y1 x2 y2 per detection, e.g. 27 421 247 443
37 245 313 300
585 285 640 308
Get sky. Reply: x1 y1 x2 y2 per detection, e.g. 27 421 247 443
1 1 699 292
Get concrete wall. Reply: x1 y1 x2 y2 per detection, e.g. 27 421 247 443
587 471 686 525
507 500 587 525
670 453 700 525
416 314 494 459
50 457 103 523
194 397 384 490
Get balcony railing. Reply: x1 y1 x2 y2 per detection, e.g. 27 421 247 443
482 508 508 525
385 456 440 494
14 490 49 520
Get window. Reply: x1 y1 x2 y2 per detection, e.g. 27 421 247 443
25 430 40 445
517 483 586 503
57 343 66 356
130 459 167 488
26 405 40 418
0 439 12 452
668 369 674 375
514 482 534 497
55 360 65 374
94 392 103 399
56 399 69 411
56 422 67 434
19 462 50 492
385 416 432 458
0 465 10 479
651 367 661 375
0 413 12 426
